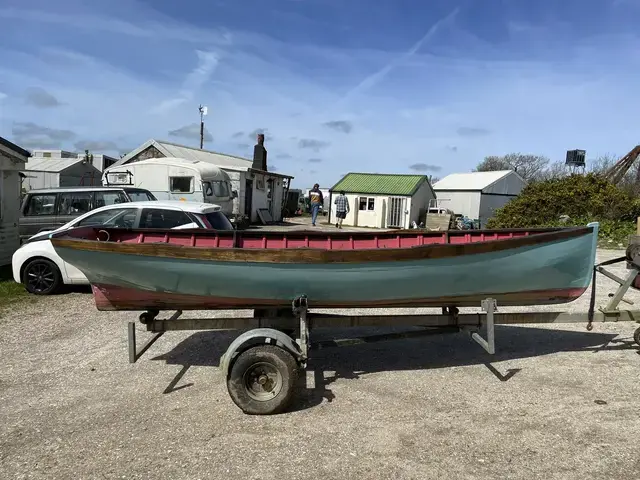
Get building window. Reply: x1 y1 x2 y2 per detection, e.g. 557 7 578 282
359 197 375 211
43 152 51 158
169 176 193 193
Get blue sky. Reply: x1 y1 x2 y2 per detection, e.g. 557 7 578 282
0 0 639 188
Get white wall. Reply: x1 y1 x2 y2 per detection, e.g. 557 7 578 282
0 153 26 265
242 172 287 223
330 193 388 228
23 162 101 191
407 181 436 226
433 190 482 220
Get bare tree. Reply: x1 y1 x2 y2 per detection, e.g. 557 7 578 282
537 161 571 181
475 153 550 183
588 153 618 174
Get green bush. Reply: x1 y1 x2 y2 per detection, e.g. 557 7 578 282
487 173 640 228
486 173 639 246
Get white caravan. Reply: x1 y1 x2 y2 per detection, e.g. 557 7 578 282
102 157 236 215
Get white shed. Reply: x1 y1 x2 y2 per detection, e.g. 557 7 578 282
0 137 29 265
22 157 102 192
433 170 525 227
328 173 436 229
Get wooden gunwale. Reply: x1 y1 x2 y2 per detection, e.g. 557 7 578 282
50 226 593 265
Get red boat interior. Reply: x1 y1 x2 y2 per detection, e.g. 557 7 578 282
54 226 564 250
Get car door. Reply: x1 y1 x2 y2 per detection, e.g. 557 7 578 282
56 191 94 228
20 192 59 240
62 207 140 282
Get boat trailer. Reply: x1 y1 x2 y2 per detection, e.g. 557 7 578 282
126 255 640 415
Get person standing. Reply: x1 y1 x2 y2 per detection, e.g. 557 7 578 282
309 183 323 226
334 190 349 228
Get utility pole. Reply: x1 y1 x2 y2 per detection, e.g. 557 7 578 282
198 104 208 149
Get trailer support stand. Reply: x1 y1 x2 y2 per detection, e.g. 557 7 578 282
292 295 310 365
470 298 497 355
127 310 182 363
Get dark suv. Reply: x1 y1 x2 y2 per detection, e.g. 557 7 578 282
19 186 157 241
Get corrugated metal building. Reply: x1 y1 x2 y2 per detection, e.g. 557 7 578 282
329 173 436 229
433 170 525 227
31 149 118 172
112 139 294 223
0 137 29 265
22 157 102 192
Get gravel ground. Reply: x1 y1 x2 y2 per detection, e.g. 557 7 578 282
1 249 639 479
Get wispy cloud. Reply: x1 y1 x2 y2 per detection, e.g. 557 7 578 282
457 127 491 137
151 50 219 114
74 140 121 152
24 87 62 108
298 139 330 151
168 123 213 143
323 120 353 133
336 7 460 106
409 163 441 172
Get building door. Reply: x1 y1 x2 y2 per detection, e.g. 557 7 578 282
244 178 253 217
387 196 406 228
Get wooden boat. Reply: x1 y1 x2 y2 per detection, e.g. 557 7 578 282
49 222 599 311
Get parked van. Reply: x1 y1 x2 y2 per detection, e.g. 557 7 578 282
19 186 156 241
102 157 236 216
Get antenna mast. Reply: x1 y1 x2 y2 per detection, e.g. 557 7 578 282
198 105 208 149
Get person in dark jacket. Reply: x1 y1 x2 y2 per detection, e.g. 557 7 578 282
309 183 323 226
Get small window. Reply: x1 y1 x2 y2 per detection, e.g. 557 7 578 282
212 181 230 197
358 197 376 211
170 176 193 193
140 208 193 229
94 191 127 208
42 152 51 158
58 192 92 215
126 190 156 201
203 211 234 230
25 194 58 216
77 208 137 228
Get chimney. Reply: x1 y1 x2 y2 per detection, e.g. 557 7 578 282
252 133 268 171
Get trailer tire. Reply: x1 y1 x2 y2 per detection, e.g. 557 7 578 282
227 345 299 415
633 326 640 346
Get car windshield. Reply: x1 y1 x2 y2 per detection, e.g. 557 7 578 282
203 212 233 230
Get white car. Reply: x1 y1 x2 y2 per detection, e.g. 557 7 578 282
12 200 234 295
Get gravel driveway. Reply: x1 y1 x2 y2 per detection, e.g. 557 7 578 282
1 249 639 479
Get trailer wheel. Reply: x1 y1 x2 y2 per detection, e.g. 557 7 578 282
633 327 640 346
227 345 299 415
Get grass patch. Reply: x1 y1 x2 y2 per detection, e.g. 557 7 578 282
0 264 32 312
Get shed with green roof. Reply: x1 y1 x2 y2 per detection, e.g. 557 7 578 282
328 173 436 229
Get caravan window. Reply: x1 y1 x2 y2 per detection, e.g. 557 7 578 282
212 181 230 197
170 176 194 193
